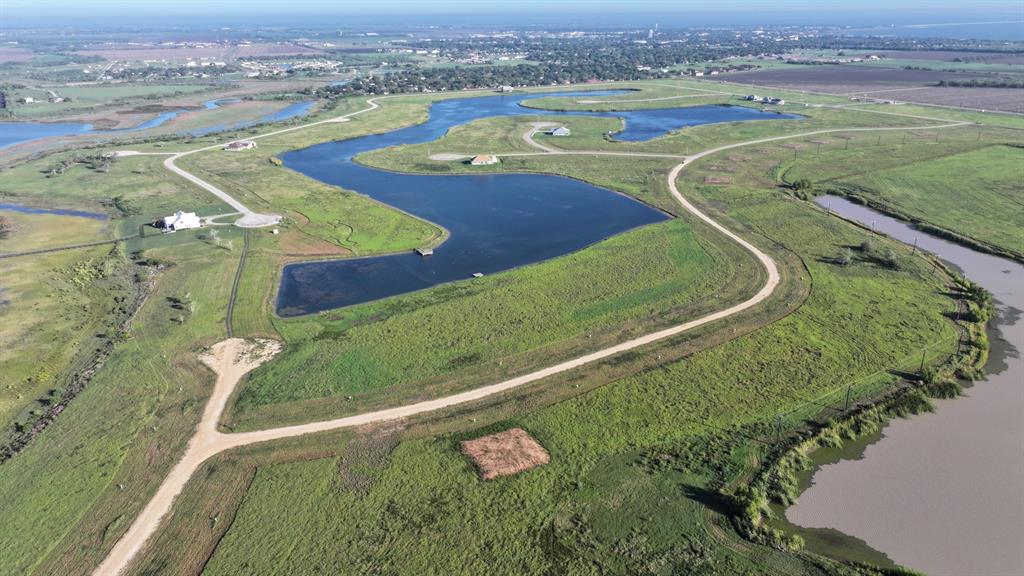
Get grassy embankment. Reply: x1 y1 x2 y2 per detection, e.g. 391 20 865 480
162 112 963 575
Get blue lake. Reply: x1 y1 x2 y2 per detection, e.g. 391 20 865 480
276 91 801 316
0 99 316 149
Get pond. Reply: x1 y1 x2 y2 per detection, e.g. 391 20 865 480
783 196 1024 575
276 91 801 316
0 202 109 220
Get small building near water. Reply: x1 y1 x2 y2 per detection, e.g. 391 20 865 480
549 126 571 137
415 247 434 256
162 211 202 232
224 140 257 151
470 154 499 166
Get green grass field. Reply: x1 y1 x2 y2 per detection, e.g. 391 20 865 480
0 228 242 576
797 144 1023 258
0 211 117 431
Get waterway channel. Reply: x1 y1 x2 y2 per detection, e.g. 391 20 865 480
784 196 1024 575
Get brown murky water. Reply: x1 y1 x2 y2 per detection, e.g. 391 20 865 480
786 197 1024 576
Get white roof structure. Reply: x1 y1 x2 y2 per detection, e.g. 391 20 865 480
163 211 202 231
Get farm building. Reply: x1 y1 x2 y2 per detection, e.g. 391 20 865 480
470 154 499 165
224 140 257 151
498 85 515 93
549 126 571 136
18 96 35 104
162 211 202 232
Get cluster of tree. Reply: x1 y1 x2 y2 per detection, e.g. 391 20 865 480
936 78 1024 88
323 62 671 96
105 64 242 81
43 152 118 177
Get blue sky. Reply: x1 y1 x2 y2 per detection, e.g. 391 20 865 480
4 0 1022 28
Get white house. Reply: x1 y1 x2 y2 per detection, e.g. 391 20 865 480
498 85 515 93
470 154 499 166
18 96 35 104
549 126 571 136
162 211 202 232
224 140 257 151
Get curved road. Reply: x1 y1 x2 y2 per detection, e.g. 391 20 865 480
94 89 971 575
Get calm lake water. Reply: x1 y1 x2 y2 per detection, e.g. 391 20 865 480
787 196 1024 575
276 92 800 316
0 99 316 149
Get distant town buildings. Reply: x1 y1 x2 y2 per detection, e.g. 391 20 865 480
162 211 202 232
224 140 257 151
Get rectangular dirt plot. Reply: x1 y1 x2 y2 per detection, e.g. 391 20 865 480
461 428 550 480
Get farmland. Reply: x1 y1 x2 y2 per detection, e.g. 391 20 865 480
721 64 1024 113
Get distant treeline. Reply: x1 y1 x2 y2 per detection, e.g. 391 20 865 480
936 79 1024 88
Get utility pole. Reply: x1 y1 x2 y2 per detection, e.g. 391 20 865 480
920 349 927 373
776 415 783 442
844 385 853 412
912 236 918 254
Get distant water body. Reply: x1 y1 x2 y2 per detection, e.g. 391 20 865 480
276 91 801 315
0 99 316 150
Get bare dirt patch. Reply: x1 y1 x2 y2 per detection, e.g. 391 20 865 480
0 47 35 63
461 428 550 480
